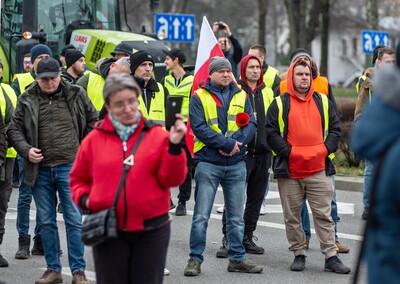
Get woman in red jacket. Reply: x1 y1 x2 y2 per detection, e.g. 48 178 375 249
70 73 187 284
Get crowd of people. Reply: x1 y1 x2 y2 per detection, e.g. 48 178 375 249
0 19 398 284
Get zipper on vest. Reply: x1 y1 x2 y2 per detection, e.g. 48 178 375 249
122 140 128 231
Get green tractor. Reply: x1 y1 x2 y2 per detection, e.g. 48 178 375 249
0 0 169 83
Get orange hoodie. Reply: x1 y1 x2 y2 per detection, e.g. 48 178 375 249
286 60 327 178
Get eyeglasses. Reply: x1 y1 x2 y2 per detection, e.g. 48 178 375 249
23 61 31 65
111 98 138 110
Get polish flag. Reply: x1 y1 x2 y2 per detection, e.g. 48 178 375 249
185 16 224 156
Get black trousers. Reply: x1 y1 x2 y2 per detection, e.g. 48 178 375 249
93 222 170 284
222 152 271 235
177 141 193 202
0 158 15 239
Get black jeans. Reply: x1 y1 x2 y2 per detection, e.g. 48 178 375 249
93 222 170 284
222 152 271 235
177 142 193 202
0 158 15 239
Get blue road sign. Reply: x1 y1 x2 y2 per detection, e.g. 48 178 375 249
154 13 195 43
362 30 390 54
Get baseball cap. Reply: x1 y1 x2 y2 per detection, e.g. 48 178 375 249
36 58 60 79
162 48 187 64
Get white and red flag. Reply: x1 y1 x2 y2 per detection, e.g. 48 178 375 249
185 16 224 156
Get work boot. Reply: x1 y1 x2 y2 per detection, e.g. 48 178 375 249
335 241 350 253
0 253 8 267
175 200 187 216
243 233 264 254
216 236 228 258
290 255 306 271
324 255 351 274
31 235 45 255
35 269 62 284
72 271 90 284
227 260 263 273
184 258 201 276
15 235 30 259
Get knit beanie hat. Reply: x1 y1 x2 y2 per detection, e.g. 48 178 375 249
30 44 52 64
65 49 84 68
129 50 154 74
60 44 76 57
290 48 311 64
209 56 232 74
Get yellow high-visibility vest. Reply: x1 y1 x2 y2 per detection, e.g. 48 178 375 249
0 84 17 158
138 82 166 127
163 74 193 122
87 72 105 111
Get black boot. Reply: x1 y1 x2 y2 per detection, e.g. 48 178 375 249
175 200 187 216
15 235 30 259
243 233 264 254
31 235 44 255
0 253 8 267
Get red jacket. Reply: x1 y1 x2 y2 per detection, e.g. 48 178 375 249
70 115 187 232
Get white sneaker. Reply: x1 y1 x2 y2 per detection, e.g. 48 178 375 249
216 206 224 213
164 268 170 276
259 204 266 215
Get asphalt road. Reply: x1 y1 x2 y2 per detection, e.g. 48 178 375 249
0 181 367 284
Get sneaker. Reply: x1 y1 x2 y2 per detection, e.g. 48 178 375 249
243 234 264 254
259 204 266 215
164 268 170 276
72 271 90 284
324 255 351 274
175 201 187 216
305 240 310 250
184 258 201 276
216 236 228 258
170 199 176 210
35 269 63 284
0 254 8 267
216 206 224 213
227 260 263 273
290 255 306 271
362 208 369 220
335 241 350 253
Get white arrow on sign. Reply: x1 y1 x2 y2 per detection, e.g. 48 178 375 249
173 18 180 39
364 34 373 52
185 18 193 40
383 35 389 46
374 34 381 46
157 17 169 39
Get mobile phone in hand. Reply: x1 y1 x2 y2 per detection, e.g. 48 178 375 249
165 96 183 130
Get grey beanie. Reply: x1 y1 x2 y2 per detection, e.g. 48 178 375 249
290 48 311 64
209 56 232 75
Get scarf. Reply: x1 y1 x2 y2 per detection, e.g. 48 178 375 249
108 111 141 142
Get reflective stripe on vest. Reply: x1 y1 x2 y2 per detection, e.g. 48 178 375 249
138 82 166 127
355 74 372 103
0 84 17 158
263 66 279 89
15 73 35 94
164 74 193 122
87 72 105 111
193 88 246 153
273 93 334 159
237 84 274 116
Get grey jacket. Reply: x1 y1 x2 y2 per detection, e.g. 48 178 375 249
8 78 98 186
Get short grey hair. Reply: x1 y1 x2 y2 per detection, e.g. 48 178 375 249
115 57 130 69
103 73 141 104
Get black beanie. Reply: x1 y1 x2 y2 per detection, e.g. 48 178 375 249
129 50 154 74
65 49 84 68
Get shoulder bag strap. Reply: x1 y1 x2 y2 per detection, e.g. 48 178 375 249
112 129 147 209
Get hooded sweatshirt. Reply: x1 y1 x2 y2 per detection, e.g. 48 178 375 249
238 54 271 155
285 60 327 178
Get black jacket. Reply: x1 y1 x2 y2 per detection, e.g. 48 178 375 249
266 92 341 178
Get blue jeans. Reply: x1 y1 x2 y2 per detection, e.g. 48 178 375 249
190 161 246 263
301 175 338 241
16 155 41 237
31 163 85 273
363 159 374 209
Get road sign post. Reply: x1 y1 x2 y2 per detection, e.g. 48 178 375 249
154 13 195 43
362 30 390 54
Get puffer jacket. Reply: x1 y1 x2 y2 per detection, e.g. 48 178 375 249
8 78 98 186
351 65 400 284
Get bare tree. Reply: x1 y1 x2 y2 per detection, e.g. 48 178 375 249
258 0 269 46
320 0 330 76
